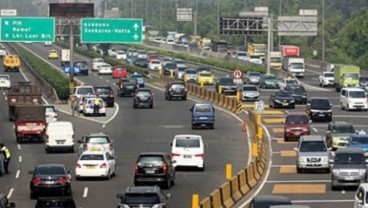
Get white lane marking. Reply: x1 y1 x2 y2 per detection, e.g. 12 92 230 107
57 108 104 124
12 125 15 129
99 76 103 79
15 170 20 179
19 68 29 81
284 110 289 114
102 102 120 128
4 96 7 101
83 187 88 198
266 180 330 183
163 125 184 128
2 92 5 95
7 188 14 199
312 127 318 132
106 79 110 83
292 199 355 203
17 144 21 150
19 156 22 163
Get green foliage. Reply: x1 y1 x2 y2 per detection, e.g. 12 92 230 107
12 44 70 100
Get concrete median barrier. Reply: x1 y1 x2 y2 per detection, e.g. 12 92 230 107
213 92 220 105
195 86 201 98
238 169 250 195
230 175 243 202
228 98 235 111
210 189 222 208
209 91 215 103
204 89 211 101
200 197 212 208
246 162 258 189
218 94 225 107
220 182 234 208
200 88 206 99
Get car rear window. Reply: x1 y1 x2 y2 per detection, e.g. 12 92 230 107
285 115 308 124
123 193 160 204
243 86 257 91
75 88 94 95
194 105 212 113
137 91 151 96
176 139 200 148
138 156 164 164
170 84 185 89
300 141 326 152
86 137 110 144
332 125 355 133
0 76 9 80
36 166 65 175
95 88 111 94
45 107 55 113
311 99 330 109
335 153 364 164
80 154 104 160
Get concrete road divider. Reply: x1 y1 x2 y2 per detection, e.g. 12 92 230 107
210 189 222 208
246 162 258 189
200 88 206 99
237 169 250 195
200 197 211 208
218 94 225 107
205 89 211 101
230 175 243 202
253 160 262 181
228 98 235 111
209 91 215 103
220 182 234 208
213 92 220 105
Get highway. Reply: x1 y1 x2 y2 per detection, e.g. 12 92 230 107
0 43 249 208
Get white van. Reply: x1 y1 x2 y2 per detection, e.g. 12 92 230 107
340 87 368 111
44 121 75 153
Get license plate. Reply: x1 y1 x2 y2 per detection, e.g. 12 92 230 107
56 140 65 144
184 155 192 158
44 181 55 184
345 177 354 181
282 103 288 106
318 114 325 117
199 117 207 120
294 132 301 135
86 165 95 169
145 170 155 174
127 86 133 89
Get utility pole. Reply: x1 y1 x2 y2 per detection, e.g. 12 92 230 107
194 0 198 35
278 0 282 48
69 18 74 93
266 16 271 74
322 0 325 62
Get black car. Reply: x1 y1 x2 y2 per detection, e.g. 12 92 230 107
29 164 72 199
35 197 76 208
360 76 368 87
117 78 138 97
116 186 171 208
163 63 177 76
165 81 187 101
0 194 15 208
215 77 237 95
73 61 89 76
134 152 176 189
133 58 148 68
94 85 115 107
269 90 296 109
285 84 308 104
133 88 154 108
249 195 292 208
306 98 333 122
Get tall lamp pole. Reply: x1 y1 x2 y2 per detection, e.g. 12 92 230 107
217 0 220 35
322 0 325 62
194 0 198 35
278 0 282 48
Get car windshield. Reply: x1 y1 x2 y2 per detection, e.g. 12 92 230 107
165 63 176 69
87 137 110 144
132 74 143 78
237 52 247 57
175 139 200 148
80 154 104 160
101 64 110 68
137 91 151 96
290 63 304 69
311 99 330 109
76 88 94 95
360 77 368 82
324 72 334 77
138 156 164 164
221 78 234 84
264 76 277 81
114 67 125 71
288 85 305 92
151 61 160 64
123 193 160 204
345 73 359 80
45 107 55 113
286 115 308 124
175 60 184 64
275 91 292 97
332 124 355 134
250 55 260 59
186 70 197 74
349 91 366 98
243 86 257 91
254 48 266 53
94 58 103 63
194 105 212 113
271 57 281 62
248 72 261 77
178 67 187 72
300 141 327 152
199 73 212 77
35 166 65 175
335 153 364 164
286 79 298 85
0 76 9 80
350 136 368 145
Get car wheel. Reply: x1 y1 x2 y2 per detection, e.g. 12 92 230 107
30 192 37 199
106 170 111 180
164 177 171 189
340 103 344 110
199 164 205 172
284 137 289 142
210 124 214 129
191 124 195 130
150 104 153 109
296 167 302 173
183 96 187 101
331 184 337 191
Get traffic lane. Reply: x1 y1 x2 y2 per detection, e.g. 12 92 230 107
82 85 248 208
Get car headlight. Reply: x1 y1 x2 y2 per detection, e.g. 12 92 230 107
359 169 366 175
333 169 340 174
298 158 306 162
290 100 295 103
275 99 282 103
322 157 329 162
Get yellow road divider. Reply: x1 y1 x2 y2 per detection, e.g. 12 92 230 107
220 183 234 208
275 138 297 144
230 175 242 202
210 189 222 208
199 197 211 208
254 110 284 115
192 194 199 208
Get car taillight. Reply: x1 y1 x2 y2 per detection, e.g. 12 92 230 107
57 177 70 185
285 128 291 132
171 153 180 157
100 163 107 168
162 163 168 174
109 92 114 97
134 163 139 174
195 154 204 158
76 163 81 168
83 144 88 150
32 178 43 185
109 144 113 150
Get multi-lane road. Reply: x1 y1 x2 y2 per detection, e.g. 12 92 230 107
0 43 249 208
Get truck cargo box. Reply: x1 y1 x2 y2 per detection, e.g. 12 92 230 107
14 105 46 143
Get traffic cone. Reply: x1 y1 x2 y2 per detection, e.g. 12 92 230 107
242 120 247 132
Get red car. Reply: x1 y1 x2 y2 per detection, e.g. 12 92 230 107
112 66 128 79
284 112 311 142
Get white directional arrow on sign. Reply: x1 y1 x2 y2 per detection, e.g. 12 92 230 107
4 21 9 25
133 23 139 31
133 34 139 40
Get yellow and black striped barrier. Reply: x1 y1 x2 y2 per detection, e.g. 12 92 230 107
235 100 243 114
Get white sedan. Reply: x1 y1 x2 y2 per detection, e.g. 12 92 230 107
98 63 113 75
248 55 263 65
170 134 206 171
148 60 162 71
0 74 11 89
279 78 300 90
75 150 116 180
82 97 106 116
115 50 127 60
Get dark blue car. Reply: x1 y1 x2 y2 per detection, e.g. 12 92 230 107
190 102 215 129
347 130 368 157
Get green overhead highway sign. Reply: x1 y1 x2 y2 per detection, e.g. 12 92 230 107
80 18 143 43
0 17 55 42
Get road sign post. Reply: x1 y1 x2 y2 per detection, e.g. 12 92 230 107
80 18 143 43
254 100 265 113
0 17 55 42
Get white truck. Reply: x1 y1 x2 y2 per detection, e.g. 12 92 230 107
282 57 305 78
60 49 70 67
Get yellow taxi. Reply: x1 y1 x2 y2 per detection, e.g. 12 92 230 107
48 49 59 59
196 71 215 85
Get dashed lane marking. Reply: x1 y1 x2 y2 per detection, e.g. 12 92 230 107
312 127 318 132
272 184 326 194
83 187 88 198
275 138 297 144
15 170 20 179
272 128 284 133
279 165 297 173
280 150 296 157
7 188 14 199
263 118 284 124
292 199 355 203
163 125 185 128
19 156 22 162
17 144 21 150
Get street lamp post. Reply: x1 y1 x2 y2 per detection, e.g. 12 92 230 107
322 0 325 62
194 0 198 35
278 0 282 48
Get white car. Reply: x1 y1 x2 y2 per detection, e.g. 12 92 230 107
92 58 105 71
77 132 114 156
340 87 368 111
107 48 117 57
82 97 106 116
72 85 95 99
233 51 248 61
44 41 52 46
319 71 334 87
0 74 11 89
75 150 116 180
173 59 186 68
148 60 162 71
242 85 260 101
0 46 7 57
170 134 206 171
115 50 127 60
248 55 263 65
98 63 113 75
44 121 75 153
279 78 300 90
354 183 368 208
45 105 58 123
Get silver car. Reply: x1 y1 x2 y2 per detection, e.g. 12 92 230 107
294 135 330 173
242 85 260 101
244 71 261 85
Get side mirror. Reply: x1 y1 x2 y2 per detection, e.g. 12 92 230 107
326 130 331 134
327 147 332 151
116 193 123 198
329 159 334 164
68 174 72 180
309 120 312 124
307 103 311 106
169 142 172 147
189 108 193 112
